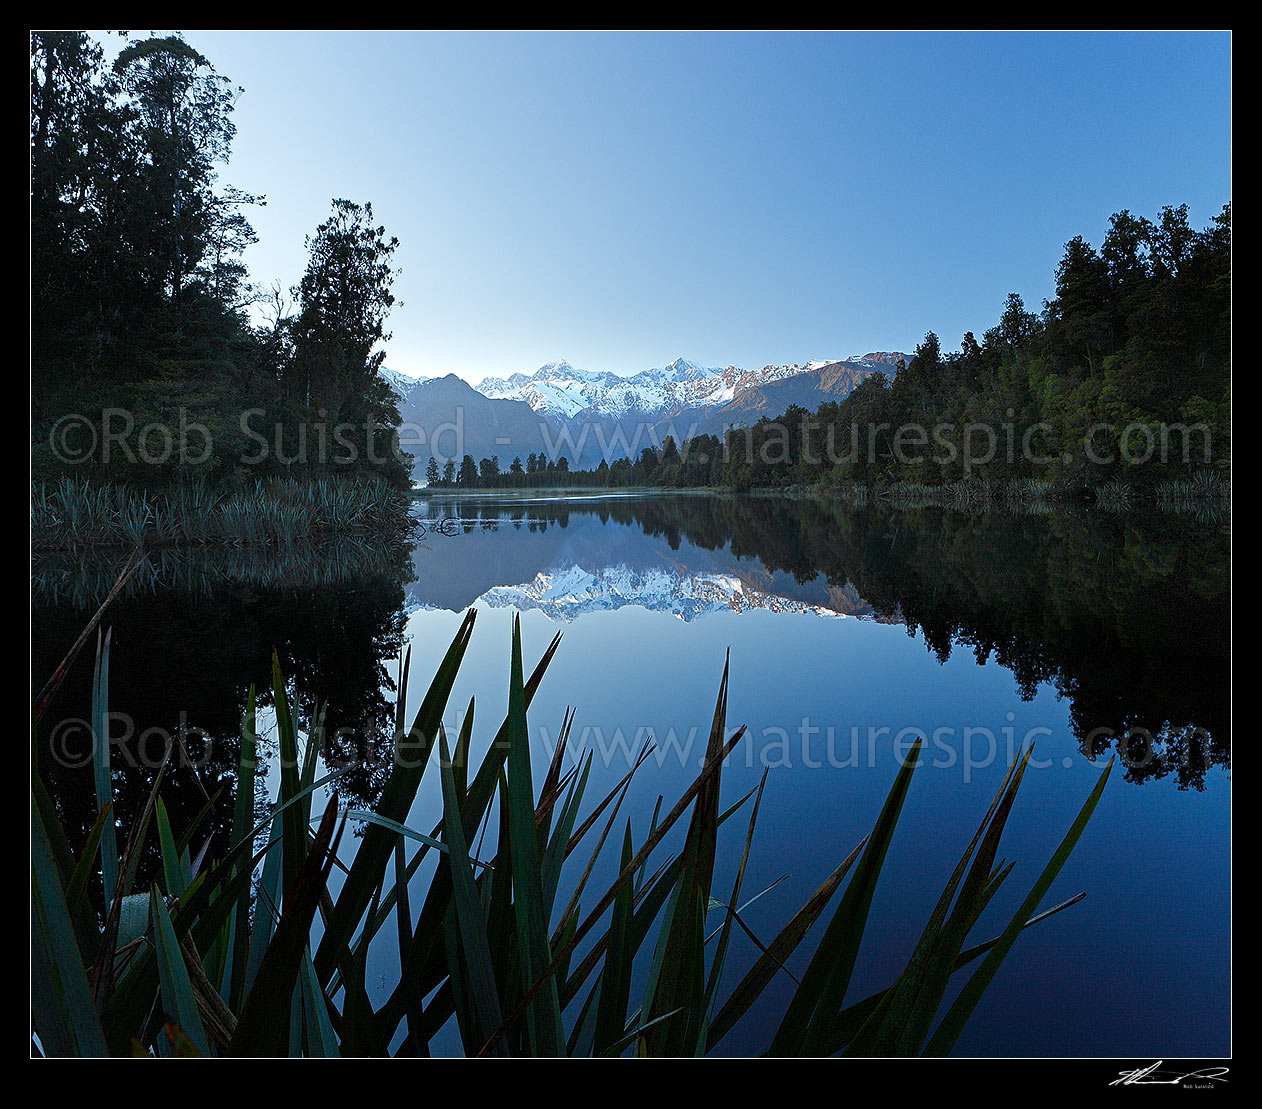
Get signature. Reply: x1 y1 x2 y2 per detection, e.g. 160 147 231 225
1110 1061 1229 1087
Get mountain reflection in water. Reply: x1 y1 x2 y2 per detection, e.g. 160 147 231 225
410 493 1229 790
31 492 1228 907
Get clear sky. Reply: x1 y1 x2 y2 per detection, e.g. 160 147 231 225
118 30 1230 384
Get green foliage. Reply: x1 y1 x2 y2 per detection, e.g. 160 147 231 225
31 33 410 493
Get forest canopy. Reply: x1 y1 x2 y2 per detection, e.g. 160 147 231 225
31 31 411 493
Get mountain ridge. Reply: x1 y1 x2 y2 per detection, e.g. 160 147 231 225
383 352 909 471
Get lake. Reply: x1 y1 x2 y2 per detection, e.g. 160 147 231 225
31 491 1230 1057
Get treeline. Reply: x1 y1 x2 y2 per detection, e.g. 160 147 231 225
536 204 1230 492
426 452 566 488
423 437 728 489
31 32 410 493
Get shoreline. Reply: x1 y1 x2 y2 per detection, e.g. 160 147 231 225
411 485 720 499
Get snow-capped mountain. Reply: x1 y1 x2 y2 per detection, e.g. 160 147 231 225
477 563 848 623
476 360 623 420
384 353 906 426
379 367 430 403
388 352 907 471
473 354 905 426
403 499 888 619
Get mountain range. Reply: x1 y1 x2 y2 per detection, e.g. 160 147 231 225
382 353 906 474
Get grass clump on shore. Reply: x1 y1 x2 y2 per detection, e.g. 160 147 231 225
31 476 414 554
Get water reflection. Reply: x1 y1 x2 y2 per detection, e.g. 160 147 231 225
411 494 1229 789
30 492 1228 901
29 491 1229 1056
32 541 413 901
31 534 411 608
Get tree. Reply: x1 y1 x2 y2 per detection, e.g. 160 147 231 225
111 34 246 309
29 34 422 499
1054 236 1110 321
634 447 658 479
31 32 266 486
442 459 456 485
32 33 259 392
425 457 440 486
892 331 942 407
278 199 406 487
31 32 121 398
458 454 478 487
1102 209 1153 295
1149 204 1195 280
997 294 1038 351
1052 237 1113 373
285 199 399 414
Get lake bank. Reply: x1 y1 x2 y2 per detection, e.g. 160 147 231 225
411 476 1230 521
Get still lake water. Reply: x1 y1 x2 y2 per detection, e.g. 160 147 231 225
32 492 1230 1056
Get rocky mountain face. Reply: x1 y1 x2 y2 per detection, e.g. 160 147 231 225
379 367 427 402
381 352 907 474
670 359 899 441
847 351 908 369
475 360 625 419
391 373 559 472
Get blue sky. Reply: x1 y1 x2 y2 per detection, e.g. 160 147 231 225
123 30 1230 383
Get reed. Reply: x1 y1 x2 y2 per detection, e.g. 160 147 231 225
860 479 1064 515
31 476 414 554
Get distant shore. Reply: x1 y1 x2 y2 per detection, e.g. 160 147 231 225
408 478 1231 518
411 485 718 498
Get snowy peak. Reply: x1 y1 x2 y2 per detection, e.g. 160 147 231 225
379 367 430 402
660 357 713 381
481 359 613 391
848 351 911 369
478 359 625 420
539 358 576 375
471 354 897 423
477 563 848 623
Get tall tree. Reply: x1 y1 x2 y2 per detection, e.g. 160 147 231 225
31 32 122 402
279 199 407 487
111 35 246 312
284 199 399 414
